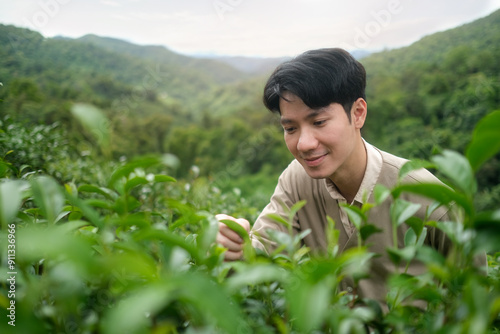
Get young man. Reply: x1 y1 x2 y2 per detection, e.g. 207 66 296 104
216 48 453 302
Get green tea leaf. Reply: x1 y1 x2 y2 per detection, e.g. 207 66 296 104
173 273 250 332
326 216 339 256
286 272 333 333
387 246 416 265
342 205 366 230
466 110 500 171
390 198 421 227
117 213 151 229
103 251 158 279
154 174 176 183
219 219 255 262
392 183 473 218
196 217 219 252
0 160 16 178
339 247 375 281
404 228 417 247
100 283 174 334
218 219 249 241
30 176 65 224
290 200 307 217
65 192 104 228
360 224 383 241
78 184 117 200
432 150 476 196
133 229 202 263
267 229 293 255
473 210 500 253
226 264 288 291
71 103 110 148
405 216 425 237
266 213 290 227
0 180 26 226
108 156 163 190
84 198 114 210
399 159 435 180
124 176 149 193
17 224 95 271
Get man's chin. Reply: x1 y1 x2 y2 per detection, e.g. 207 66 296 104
301 166 329 180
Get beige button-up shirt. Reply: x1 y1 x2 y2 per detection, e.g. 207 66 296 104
324 141 384 238
250 141 453 303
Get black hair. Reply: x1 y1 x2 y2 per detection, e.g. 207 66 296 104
263 48 366 121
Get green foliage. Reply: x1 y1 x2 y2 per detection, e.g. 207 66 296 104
0 117 70 177
0 109 499 333
467 110 500 172
71 103 111 157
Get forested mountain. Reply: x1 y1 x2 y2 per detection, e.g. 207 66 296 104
362 10 500 76
198 55 291 75
361 9 500 154
75 34 249 84
0 24 256 113
1 9 499 208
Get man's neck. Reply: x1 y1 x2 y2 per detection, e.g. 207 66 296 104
329 139 367 204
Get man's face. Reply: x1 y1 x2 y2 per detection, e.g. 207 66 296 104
279 93 365 182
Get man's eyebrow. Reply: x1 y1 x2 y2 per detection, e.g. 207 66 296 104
306 108 326 119
280 108 326 125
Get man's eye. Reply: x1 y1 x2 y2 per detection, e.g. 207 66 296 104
314 120 326 126
284 127 296 133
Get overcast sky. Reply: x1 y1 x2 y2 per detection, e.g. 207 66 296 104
1 0 500 57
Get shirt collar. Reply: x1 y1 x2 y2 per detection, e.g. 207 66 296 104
324 140 383 205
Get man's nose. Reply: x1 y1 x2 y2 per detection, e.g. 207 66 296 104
297 129 319 152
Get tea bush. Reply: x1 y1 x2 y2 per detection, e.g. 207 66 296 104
1 110 500 333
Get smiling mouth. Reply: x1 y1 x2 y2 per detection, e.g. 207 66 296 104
303 154 327 167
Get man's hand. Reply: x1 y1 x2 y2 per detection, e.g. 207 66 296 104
215 214 251 261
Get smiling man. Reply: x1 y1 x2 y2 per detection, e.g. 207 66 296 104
278 92 367 203
216 48 454 302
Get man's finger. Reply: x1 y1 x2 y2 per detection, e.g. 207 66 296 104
216 233 243 252
218 222 243 243
224 250 243 261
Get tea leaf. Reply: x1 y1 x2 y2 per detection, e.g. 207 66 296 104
109 156 163 190
342 205 366 230
286 272 332 332
392 183 473 218
124 176 149 193
154 174 176 183
226 264 287 291
100 284 174 334
399 159 436 180
360 224 383 241
78 184 117 200
265 213 290 228
432 150 476 196
466 110 500 172
219 219 255 262
71 103 110 148
390 198 421 227
30 176 65 224
0 180 26 226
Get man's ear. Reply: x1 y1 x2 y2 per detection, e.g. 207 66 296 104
351 98 367 129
